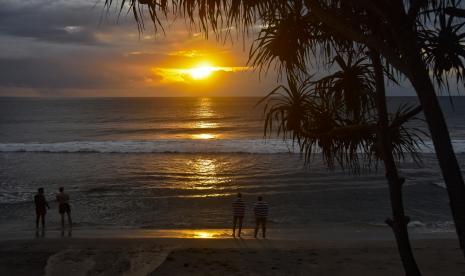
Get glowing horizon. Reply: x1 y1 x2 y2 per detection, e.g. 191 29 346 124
0 0 279 97
152 61 249 84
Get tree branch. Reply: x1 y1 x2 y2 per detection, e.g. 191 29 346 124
390 105 423 129
301 124 378 139
445 7 465 18
346 0 389 20
304 0 407 73
408 0 428 19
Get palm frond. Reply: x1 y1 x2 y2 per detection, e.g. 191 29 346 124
260 53 425 174
420 11 465 90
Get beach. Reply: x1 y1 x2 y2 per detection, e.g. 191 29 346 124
1 97 465 275
1 231 464 276
3 0 465 273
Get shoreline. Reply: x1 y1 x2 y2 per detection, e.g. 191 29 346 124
0 226 458 242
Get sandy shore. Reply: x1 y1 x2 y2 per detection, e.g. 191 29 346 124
0 231 464 275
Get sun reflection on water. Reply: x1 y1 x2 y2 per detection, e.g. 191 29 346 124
185 157 231 191
192 133 217 139
196 98 214 118
193 158 216 174
190 98 219 140
194 121 218 128
180 98 233 192
193 231 216 239
141 229 230 239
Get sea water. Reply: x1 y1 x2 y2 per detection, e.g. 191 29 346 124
0 97 464 234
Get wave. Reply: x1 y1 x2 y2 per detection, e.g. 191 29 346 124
431 181 447 189
407 220 455 233
0 139 299 154
365 220 455 233
0 139 465 154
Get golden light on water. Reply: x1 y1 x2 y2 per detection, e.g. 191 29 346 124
134 229 234 239
178 98 230 192
194 231 216 239
195 121 218 128
190 98 218 140
187 157 228 190
196 97 214 117
192 133 216 139
192 158 217 176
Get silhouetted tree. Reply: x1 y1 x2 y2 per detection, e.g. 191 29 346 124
259 48 424 274
107 0 465 261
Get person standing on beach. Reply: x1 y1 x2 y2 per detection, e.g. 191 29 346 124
56 187 72 229
232 192 245 237
253 196 268 238
34 188 49 229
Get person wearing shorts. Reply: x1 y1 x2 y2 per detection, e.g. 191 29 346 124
232 192 245 237
34 188 49 229
56 187 72 228
253 196 268 238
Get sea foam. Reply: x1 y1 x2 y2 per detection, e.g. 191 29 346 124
0 139 464 154
0 139 298 154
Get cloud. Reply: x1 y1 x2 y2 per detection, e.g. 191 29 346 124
0 0 277 97
0 57 105 89
0 0 107 45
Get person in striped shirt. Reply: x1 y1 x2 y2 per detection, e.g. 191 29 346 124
232 192 245 237
253 196 268 238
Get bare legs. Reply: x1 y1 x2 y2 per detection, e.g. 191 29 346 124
254 217 266 238
35 213 46 238
67 212 72 228
232 216 243 237
36 213 45 229
60 212 72 229
262 218 266 238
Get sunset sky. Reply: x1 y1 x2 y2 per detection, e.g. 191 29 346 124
0 0 416 97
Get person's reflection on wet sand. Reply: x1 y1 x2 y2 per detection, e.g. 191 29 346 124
61 228 72 237
35 228 45 238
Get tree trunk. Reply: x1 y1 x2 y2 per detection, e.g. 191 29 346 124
372 51 422 276
405 51 465 258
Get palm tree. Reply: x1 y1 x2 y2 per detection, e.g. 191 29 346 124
313 54 375 121
371 51 423 276
260 51 424 274
420 11 465 89
300 2 465 257
106 0 465 259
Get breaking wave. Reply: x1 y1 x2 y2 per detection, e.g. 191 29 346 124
0 139 298 154
0 139 464 154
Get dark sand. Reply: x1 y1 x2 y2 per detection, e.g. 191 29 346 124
1 234 465 276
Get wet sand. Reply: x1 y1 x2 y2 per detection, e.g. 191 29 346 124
0 231 464 276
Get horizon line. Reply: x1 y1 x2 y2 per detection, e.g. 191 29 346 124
1 95 456 99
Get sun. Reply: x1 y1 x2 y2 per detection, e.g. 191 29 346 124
188 63 216 80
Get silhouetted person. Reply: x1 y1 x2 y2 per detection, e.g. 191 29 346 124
56 187 72 229
253 196 268 238
34 188 49 229
232 192 245 237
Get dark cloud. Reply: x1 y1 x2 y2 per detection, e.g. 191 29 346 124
0 57 123 89
0 0 127 45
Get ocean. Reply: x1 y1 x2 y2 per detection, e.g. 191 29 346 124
0 97 464 235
